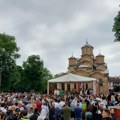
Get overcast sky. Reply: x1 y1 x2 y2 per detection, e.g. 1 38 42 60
0 0 120 76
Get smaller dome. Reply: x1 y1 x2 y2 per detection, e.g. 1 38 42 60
96 53 104 57
69 55 76 59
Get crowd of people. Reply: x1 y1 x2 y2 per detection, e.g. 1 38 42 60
0 91 120 120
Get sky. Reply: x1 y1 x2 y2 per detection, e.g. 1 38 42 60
0 0 120 76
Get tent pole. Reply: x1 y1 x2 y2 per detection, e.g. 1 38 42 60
47 82 49 95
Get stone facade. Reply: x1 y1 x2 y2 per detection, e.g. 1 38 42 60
68 42 109 94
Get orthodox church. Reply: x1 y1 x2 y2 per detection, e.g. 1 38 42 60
68 42 109 94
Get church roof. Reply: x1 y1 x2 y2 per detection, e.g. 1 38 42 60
69 55 76 59
78 64 89 68
96 53 104 57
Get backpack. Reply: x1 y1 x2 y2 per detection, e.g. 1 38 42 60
54 107 61 118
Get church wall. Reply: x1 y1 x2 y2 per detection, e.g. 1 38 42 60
97 65 106 71
68 66 75 72
79 61 93 68
75 70 89 77
81 55 93 64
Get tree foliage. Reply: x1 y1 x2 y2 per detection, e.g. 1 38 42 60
22 55 53 92
0 33 20 91
9 65 24 91
113 11 120 42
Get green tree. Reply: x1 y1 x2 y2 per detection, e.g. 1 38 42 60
113 11 120 42
9 65 24 91
22 55 53 92
0 33 20 91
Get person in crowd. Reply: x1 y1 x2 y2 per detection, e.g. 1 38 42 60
26 98 33 113
37 108 47 120
49 103 55 120
62 102 71 120
93 109 102 120
20 110 30 120
7 108 21 120
36 98 42 112
27 107 34 118
85 108 92 120
70 97 76 119
0 112 7 120
37 102 49 120
110 108 116 120
54 103 62 120
0 103 7 113
102 109 113 120
74 102 82 120
59 98 65 109
81 98 87 120
30 108 39 120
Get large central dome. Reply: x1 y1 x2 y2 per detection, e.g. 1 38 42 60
82 42 93 48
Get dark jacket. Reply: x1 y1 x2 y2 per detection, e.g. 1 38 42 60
49 107 55 120
30 112 39 120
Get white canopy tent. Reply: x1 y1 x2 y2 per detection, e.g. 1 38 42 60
48 73 97 83
47 73 98 94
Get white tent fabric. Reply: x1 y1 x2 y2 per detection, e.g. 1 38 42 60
48 73 97 83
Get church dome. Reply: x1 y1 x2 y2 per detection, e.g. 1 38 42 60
96 53 104 57
69 55 76 59
81 42 94 56
82 42 93 48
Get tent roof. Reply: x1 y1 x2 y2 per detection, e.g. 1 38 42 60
48 73 97 83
